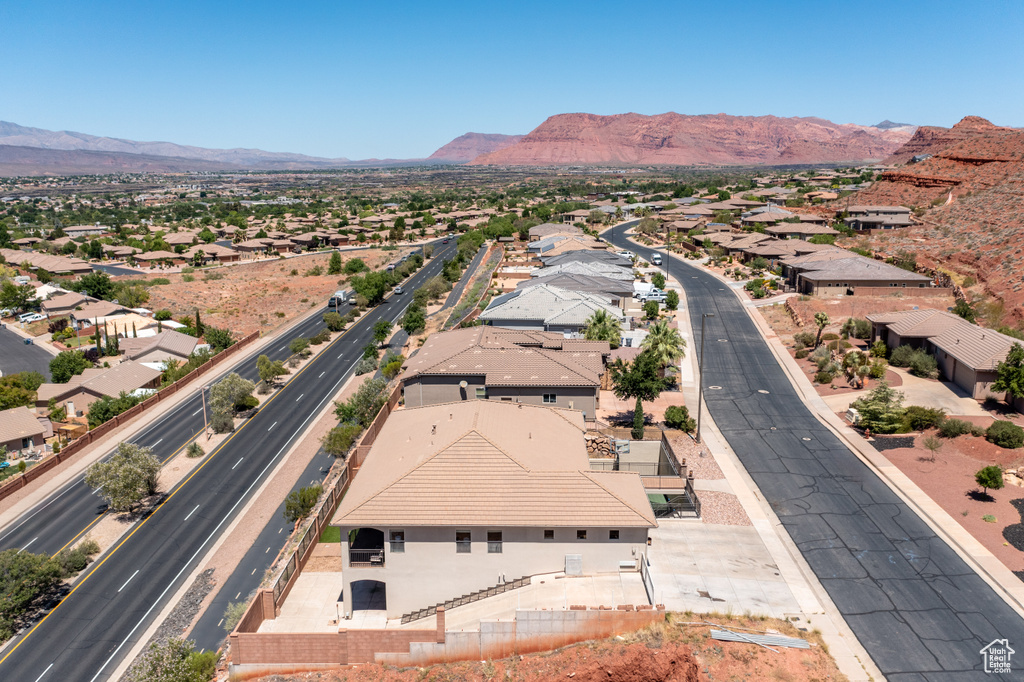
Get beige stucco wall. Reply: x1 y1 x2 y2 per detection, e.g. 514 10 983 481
339 525 649 618
403 377 598 416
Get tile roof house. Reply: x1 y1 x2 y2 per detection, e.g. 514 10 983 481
35 361 162 412
0 406 48 454
518 273 635 305
792 256 933 296
402 326 608 417
867 309 1024 405
0 248 93 276
528 223 582 241
841 205 914 231
41 291 95 318
70 301 132 330
118 329 199 364
479 284 624 334
331 400 655 619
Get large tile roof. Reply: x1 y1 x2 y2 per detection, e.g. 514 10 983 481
480 285 622 328
799 257 932 283
519 273 634 297
333 401 656 528
0 406 46 444
402 326 605 387
36 361 161 403
119 329 198 361
866 309 1021 371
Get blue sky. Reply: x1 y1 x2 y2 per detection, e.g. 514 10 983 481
1 1 1021 159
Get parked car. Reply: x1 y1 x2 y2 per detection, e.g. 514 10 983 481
0 462 10 470
0 308 12 318
18 312 44 323
639 289 667 303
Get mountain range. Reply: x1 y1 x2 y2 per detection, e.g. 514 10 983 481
0 113 916 176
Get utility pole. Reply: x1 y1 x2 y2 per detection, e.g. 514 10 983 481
201 385 210 440
696 313 714 444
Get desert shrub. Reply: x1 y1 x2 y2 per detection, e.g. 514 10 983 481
186 441 204 458
889 345 916 367
203 271 223 281
986 420 1024 449
182 274 194 282
323 311 344 332
793 331 816 347
869 359 887 378
870 339 888 358
903 406 946 431
795 349 809 359
815 371 835 384
289 336 311 357
310 329 331 345
54 539 100 578
792 340 805 351
354 356 378 375
827 340 839 351
938 418 974 438
907 351 939 379
664 405 696 432
304 265 323 277
821 332 840 342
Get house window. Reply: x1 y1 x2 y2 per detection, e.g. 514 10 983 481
609 530 620 541
543 529 555 540
543 394 556 404
577 530 587 540
456 530 472 553
487 531 503 553
389 530 405 553
475 387 487 399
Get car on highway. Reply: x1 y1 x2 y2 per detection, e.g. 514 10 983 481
18 312 44 323
442 238 449 244
394 285 404 295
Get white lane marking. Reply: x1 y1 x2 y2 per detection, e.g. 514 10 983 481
92 485 104 495
265 546 271 553
19 537 38 553
318 371 325 378
295 394 303 402
252 567 257 575
153 439 163 447
337 352 343 359
192 408 202 416
232 457 244 470
278 345 286 351
184 504 200 521
117 570 139 593
33 663 53 682
268 422 277 431
86 364 357 682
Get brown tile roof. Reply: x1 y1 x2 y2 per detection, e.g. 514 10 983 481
41 291 93 313
0 406 46 444
36 361 161 403
72 301 129 320
866 309 1021 371
119 330 198 361
333 401 655 528
402 327 606 387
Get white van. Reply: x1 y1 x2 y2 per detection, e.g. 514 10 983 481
650 253 662 266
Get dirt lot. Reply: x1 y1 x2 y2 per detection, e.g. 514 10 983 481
116 249 397 337
881 430 1024 576
250 615 845 682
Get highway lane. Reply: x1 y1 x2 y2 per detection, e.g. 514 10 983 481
607 223 1022 681
0 286 359 557
0 239 458 681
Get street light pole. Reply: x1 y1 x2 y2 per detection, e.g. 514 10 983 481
201 385 210 440
696 313 714 444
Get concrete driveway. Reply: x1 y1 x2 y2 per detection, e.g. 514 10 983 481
822 368 988 417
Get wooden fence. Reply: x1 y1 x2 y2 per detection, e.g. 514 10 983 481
0 331 260 503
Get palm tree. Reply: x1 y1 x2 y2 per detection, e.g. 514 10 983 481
583 309 621 349
641 320 686 374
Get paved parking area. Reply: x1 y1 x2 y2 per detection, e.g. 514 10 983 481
0 326 52 379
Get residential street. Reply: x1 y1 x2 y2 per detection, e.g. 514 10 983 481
0 240 457 682
0 325 53 380
606 223 1023 681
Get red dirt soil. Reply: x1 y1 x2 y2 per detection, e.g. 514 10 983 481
882 430 1024 574
247 617 846 682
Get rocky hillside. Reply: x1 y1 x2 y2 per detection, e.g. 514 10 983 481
850 116 1024 327
428 132 523 162
0 144 243 176
469 112 914 166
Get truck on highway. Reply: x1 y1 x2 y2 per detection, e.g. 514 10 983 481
329 290 352 308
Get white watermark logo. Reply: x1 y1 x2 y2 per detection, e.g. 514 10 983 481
980 638 1014 675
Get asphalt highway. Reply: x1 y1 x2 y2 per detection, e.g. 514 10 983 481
607 223 1022 681
0 239 458 681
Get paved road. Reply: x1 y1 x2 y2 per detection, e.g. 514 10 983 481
0 240 457 682
0 326 52 380
91 263 139 277
606 223 1022 681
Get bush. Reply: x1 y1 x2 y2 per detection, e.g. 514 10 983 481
234 394 258 411
907 351 939 379
323 311 345 332
186 441 204 458
54 539 100 578
793 332 816 347
986 420 1024 449
795 349 809 359
322 424 363 457
815 371 835 384
223 601 249 633
903 406 946 431
870 339 888 358
974 465 1004 494
354 356 378 375
889 345 916 367
283 485 323 524
869 360 887 378
289 336 311 357
938 418 974 438
664 405 696 432
821 332 840 342
310 328 331 345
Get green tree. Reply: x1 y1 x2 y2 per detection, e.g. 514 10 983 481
209 372 255 433
194 308 203 336
665 289 679 311
813 312 830 347
323 311 345 331
71 271 115 300
643 300 660 320
256 354 287 387
126 637 215 682
284 485 323 524
334 377 388 427
641 320 687 370
0 549 63 640
953 298 976 323
203 325 234 351
351 270 388 305
327 251 343 275
0 372 44 410
322 424 362 457
651 272 666 289
582 309 621 348
49 350 91 383
113 282 150 308
289 336 311 357
974 465 1004 495
992 342 1024 401
373 318 393 347
609 349 673 440
664 405 696 432
344 257 367 274
850 380 906 434
0 281 35 312
401 304 426 335
84 442 161 512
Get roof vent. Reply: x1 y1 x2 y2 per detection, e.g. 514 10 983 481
431 424 437 434
449 413 453 421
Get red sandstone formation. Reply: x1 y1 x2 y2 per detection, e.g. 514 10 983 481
427 132 524 162
469 112 914 166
